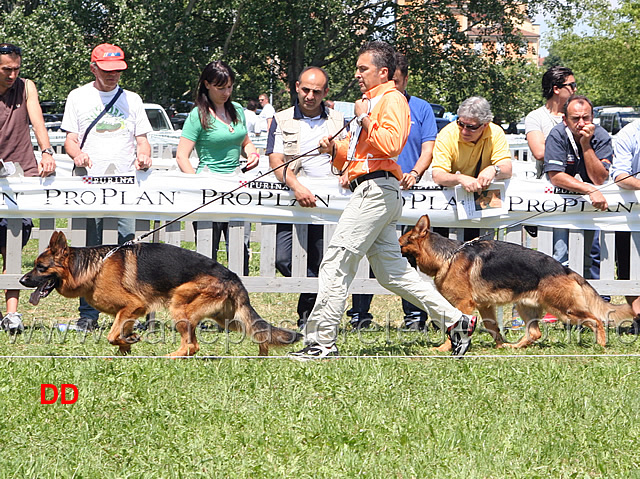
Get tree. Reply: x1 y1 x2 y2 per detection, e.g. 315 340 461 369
546 0 640 106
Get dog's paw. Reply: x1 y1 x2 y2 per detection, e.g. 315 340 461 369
125 333 141 344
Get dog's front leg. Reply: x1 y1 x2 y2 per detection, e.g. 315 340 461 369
107 310 142 355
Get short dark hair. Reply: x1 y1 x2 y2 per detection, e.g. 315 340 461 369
298 66 329 90
358 41 396 81
246 99 259 111
0 43 22 57
563 94 593 115
542 66 574 100
394 52 409 77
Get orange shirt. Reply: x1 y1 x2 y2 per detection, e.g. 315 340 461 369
333 81 410 182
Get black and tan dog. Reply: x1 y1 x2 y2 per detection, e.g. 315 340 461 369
20 231 301 356
399 215 634 350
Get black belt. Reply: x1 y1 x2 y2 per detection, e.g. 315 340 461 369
349 170 395 192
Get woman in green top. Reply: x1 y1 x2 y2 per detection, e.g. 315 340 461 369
176 60 258 272
177 60 260 173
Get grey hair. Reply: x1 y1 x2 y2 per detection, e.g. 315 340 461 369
457 96 494 124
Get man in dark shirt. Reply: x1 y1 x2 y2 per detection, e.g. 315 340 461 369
543 94 612 274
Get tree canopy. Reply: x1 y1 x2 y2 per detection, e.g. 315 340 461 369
1 0 579 121
546 0 640 106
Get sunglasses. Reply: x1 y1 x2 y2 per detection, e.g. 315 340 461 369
560 81 577 90
457 119 484 131
0 44 21 56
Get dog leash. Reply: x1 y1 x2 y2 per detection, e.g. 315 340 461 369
445 168 640 259
101 116 357 261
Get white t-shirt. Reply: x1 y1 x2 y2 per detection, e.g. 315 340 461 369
61 82 153 175
525 105 563 139
259 103 276 120
244 109 260 135
272 114 332 177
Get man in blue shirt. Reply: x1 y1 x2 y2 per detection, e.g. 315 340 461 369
610 119 640 332
347 53 438 330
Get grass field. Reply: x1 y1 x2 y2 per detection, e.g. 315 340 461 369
2 237 640 478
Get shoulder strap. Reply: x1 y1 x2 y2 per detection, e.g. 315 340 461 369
80 87 123 150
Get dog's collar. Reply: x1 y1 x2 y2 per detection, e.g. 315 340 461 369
102 240 136 262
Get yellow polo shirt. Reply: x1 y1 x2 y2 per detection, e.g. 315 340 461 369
431 121 511 176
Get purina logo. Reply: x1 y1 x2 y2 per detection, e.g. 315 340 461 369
103 52 122 57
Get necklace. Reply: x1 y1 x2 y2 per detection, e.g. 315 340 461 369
212 108 234 133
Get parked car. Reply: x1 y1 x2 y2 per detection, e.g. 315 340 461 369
144 103 174 131
429 103 445 118
170 113 188 130
596 107 640 135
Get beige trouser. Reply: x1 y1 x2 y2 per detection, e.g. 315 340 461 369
304 176 463 347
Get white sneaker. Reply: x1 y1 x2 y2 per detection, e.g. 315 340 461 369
1 312 24 335
447 314 476 357
288 343 339 361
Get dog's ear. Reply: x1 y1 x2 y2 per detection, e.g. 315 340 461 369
413 215 431 236
49 231 69 255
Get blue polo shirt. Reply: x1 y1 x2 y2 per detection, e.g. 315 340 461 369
397 94 438 173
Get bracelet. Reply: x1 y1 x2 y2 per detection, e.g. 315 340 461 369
249 152 260 159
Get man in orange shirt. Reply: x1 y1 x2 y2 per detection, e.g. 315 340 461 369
289 41 476 360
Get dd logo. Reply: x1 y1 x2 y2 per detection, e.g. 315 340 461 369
40 384 78 405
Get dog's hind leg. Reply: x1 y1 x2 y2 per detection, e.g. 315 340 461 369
107 305 146 355
565 310 606 347
477 305 504 348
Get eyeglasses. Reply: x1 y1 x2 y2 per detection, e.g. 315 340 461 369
457 119 484 131
561 81 577 90
0 44 21 56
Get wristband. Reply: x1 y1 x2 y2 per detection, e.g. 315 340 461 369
249 152 260 159
356 112 368 126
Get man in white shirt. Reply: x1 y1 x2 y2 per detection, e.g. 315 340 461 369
61 43 152 331
258 93 276 133
266 66 346 328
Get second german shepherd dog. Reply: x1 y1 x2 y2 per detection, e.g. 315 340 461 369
399 215 634 350
20 232 301 356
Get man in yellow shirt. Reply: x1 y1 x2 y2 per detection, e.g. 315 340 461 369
289 41 476 360
432 96 512 192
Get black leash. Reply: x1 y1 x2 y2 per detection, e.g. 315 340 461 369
102 116 356 260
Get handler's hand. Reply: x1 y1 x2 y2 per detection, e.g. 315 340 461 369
318 136 334 155
578 123 595 145
294 184 317 208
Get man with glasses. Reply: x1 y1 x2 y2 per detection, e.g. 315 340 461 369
431 96 512 203
525 66 576 178
544 95 611 275
61 43 152 332
0 43 56 334
258 93 275 133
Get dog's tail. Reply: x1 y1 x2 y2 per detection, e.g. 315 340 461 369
578 273 634 326
232 295 302 356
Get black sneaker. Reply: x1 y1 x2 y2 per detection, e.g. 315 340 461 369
69 317 99 332
351 319 372 330
288 343 339 361
447 314 477 357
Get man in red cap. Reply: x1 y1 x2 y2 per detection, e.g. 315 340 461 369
61 43 153 332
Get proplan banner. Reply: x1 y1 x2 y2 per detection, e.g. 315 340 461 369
0 169 639 231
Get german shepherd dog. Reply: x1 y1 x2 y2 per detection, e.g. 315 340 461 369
20 232 301 356
399 215 634 350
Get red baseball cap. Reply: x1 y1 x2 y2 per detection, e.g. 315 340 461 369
91 43 127 71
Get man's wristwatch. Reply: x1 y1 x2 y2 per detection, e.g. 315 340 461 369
356 112 368 126
493 164 501 176
409 169 422 182
42 148 55 156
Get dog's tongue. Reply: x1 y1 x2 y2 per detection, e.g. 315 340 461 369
29 285 44 306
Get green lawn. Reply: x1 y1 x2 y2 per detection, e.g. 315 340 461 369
2 237 640 477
